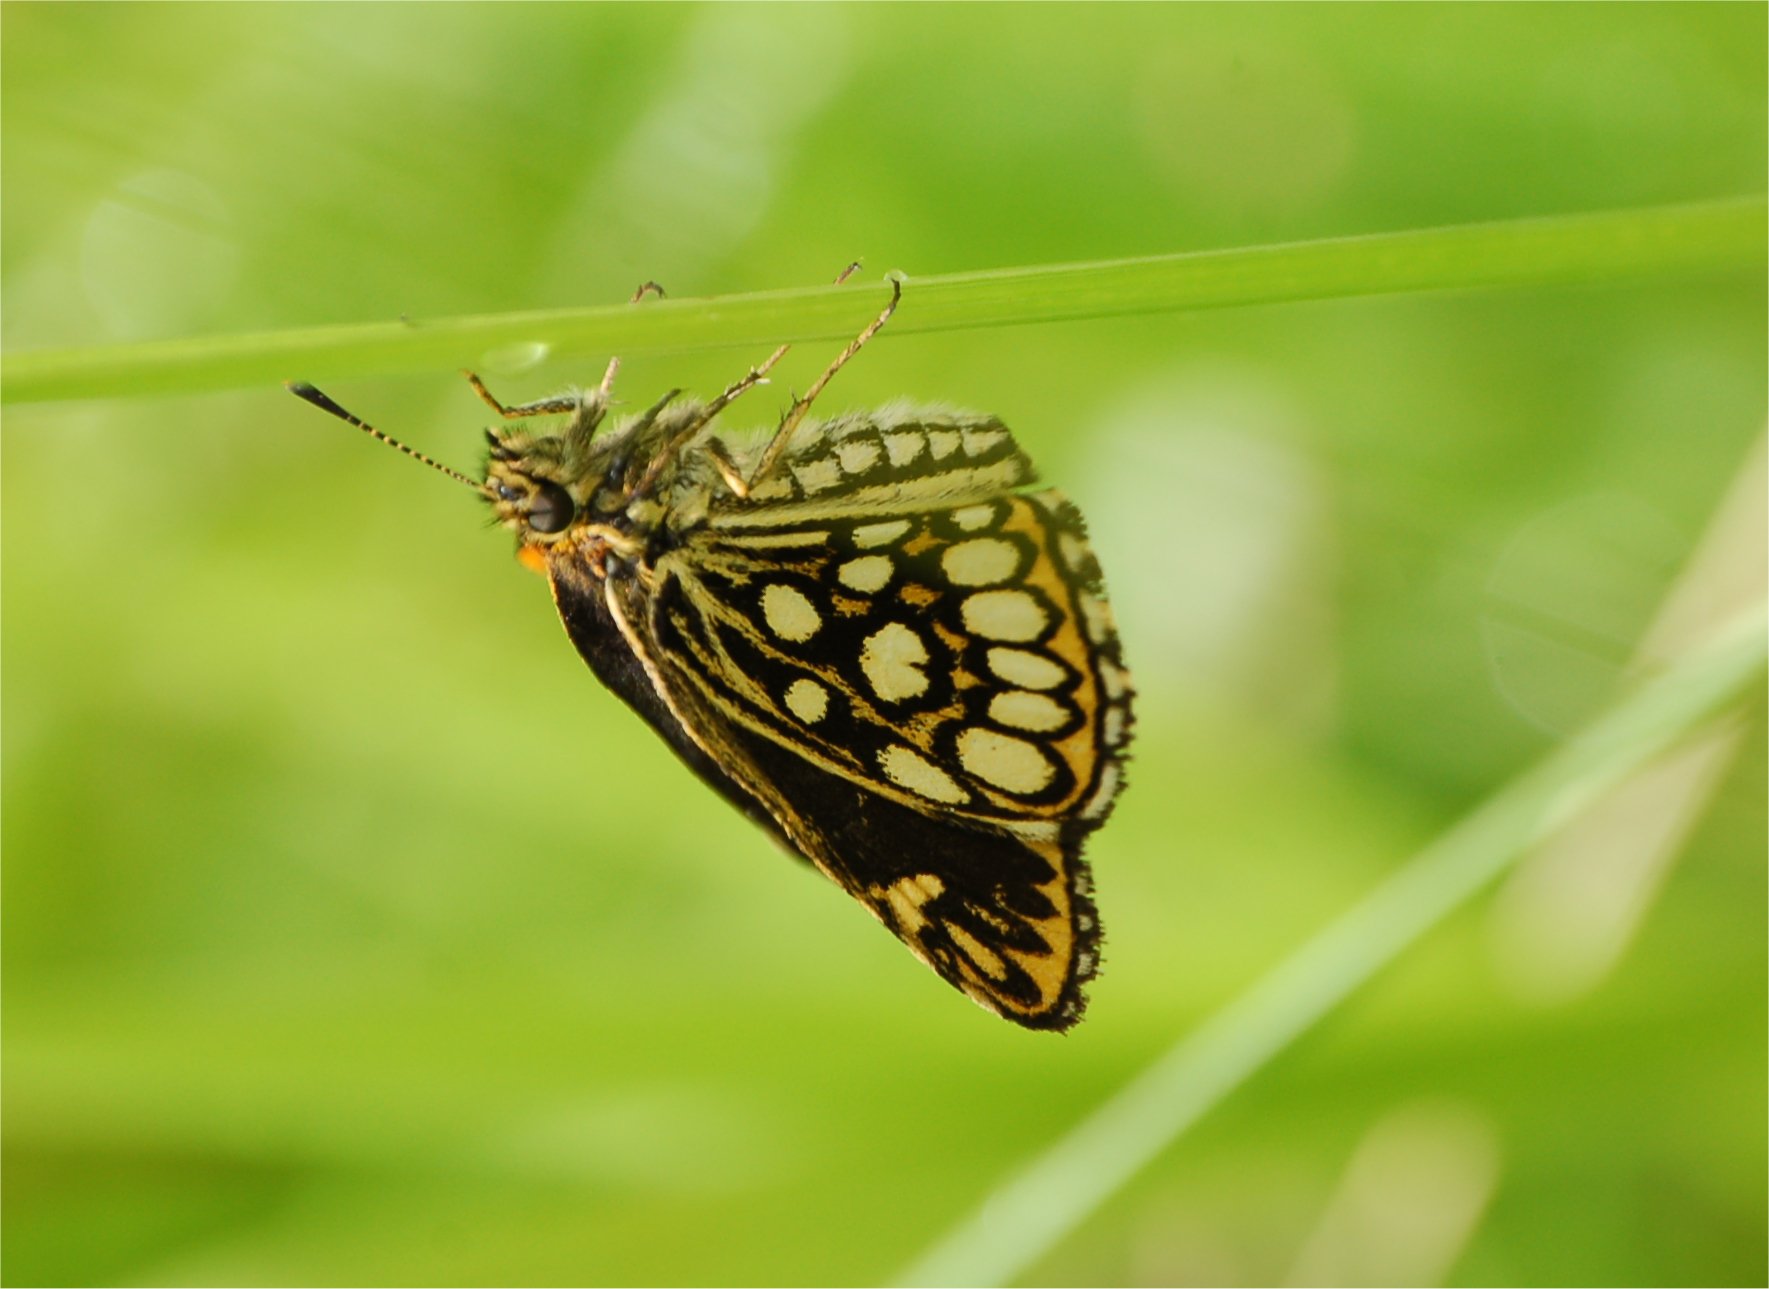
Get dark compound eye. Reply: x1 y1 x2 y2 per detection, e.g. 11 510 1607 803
527 479 575 534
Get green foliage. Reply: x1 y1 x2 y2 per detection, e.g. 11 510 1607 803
4 5 1764 1287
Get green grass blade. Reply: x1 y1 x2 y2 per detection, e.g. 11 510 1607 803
4 198 1762 405
896 602 1767 1289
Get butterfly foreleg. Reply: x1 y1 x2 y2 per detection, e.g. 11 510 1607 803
626 264 885 505
745 273 903 491
464 355 623 440
462 371 587 420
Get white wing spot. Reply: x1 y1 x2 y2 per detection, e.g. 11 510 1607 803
942 537 1021 587
761 583 822 642
791 457 844 494
947 923 1009 980
784 677 830 724
958 727 1056 794
962 425 1008 456
881 872 946 931
927 429 961 460
961 589 1047 642
728 529 831 549
884 432 925 467
951 503 1000 531
1077 590 1113 645
837 439 882 475
1100 658 1131 700
880 745 969 804
1083 760 1122 819
1103 704 1127 747
861 622 930 701
989 690 1072 732
852 519 912 549
1058 531 1089 572
838 554 894 594
987 646 1066 690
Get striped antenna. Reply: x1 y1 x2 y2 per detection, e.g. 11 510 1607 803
286 382 488 494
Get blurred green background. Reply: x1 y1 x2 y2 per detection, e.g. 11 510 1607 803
4 4 1764 1286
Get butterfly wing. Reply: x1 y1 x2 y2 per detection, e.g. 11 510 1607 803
547 409 1132 1029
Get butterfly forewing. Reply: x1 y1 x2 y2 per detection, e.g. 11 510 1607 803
655 494 1126 826
587 409 1131 1029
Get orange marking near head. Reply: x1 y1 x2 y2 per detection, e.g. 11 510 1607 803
516 544 550 575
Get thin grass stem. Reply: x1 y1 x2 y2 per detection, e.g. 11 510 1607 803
3 198 1762 405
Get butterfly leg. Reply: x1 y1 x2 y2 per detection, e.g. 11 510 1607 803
465 355 622 443
700 436 751 499
462 372 585 420
625 263 869 503
690 335 795 426
470 278 660 423
676 261 874 432
745 273 902 491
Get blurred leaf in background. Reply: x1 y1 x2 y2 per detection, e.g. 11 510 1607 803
3 4 1763 1286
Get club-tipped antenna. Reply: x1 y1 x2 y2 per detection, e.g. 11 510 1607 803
286 382 488 494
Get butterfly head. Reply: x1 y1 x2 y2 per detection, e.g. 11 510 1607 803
479 383 627 545
484 429 585 543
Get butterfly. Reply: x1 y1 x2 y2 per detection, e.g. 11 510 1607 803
288 274 1132 1030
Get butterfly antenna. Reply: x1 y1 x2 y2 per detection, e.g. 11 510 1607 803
286 382 489 494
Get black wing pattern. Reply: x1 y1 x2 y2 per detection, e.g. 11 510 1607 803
551 408 1132 1029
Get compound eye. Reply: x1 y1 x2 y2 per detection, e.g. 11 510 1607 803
527 479 575 534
